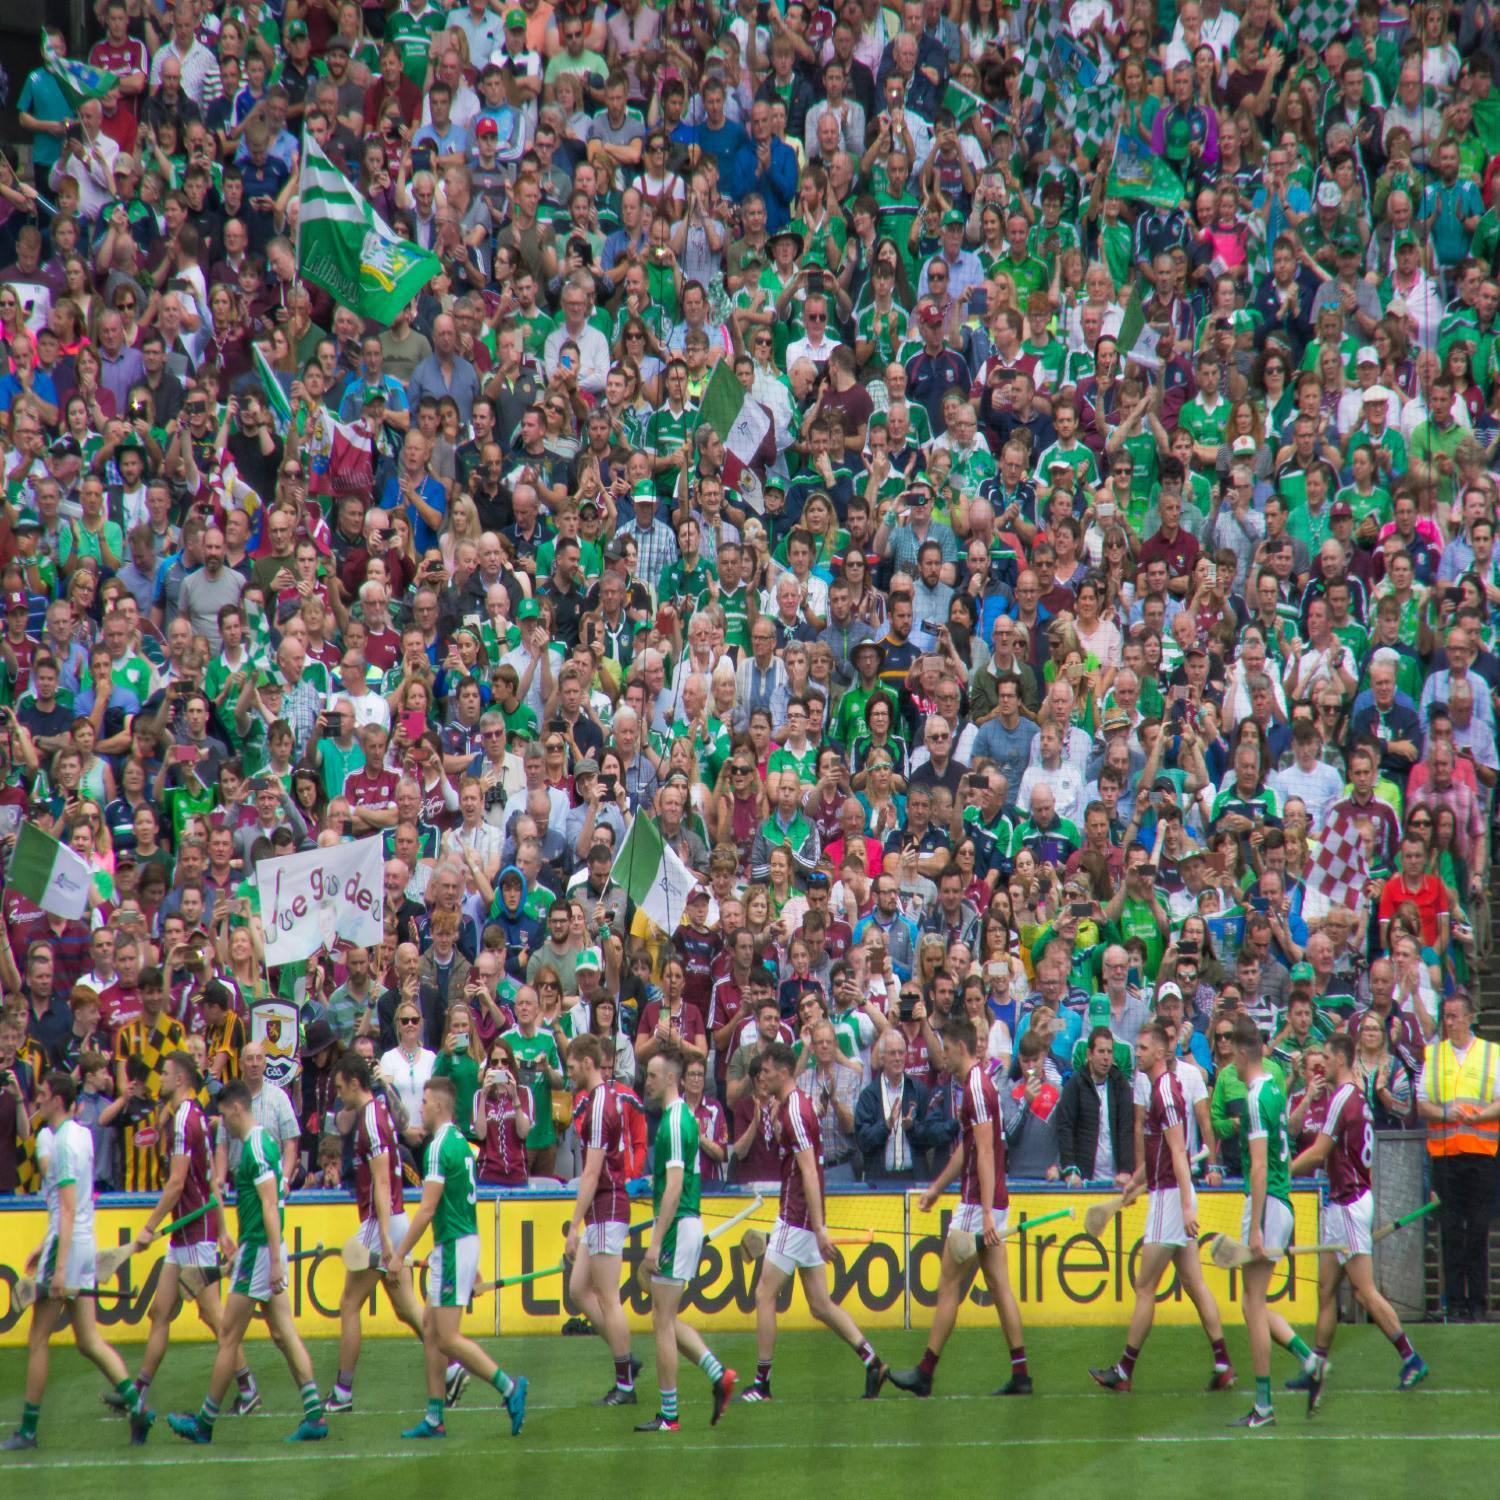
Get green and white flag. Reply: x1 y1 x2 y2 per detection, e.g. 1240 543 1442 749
1107 130 1186 210
1115 286 1161 370
296 133 442 327
612 812 699 936
9 823 93 920
41 30 117 107
252 342 293 434
1018 1 1061 114
699 358 771 491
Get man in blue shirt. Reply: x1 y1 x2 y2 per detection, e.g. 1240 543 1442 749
379 430 447 553
728 102 796 230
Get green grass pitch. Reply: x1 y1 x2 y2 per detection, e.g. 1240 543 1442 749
0 1325 1493 1499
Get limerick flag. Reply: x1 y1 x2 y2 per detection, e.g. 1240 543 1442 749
9 823 93 920
252 342 293 434
41 31 117 107
612 812 698 935
699 359 771 489
1114 286 1161 370
1107 130 1185 210
296 133 441 327
255 835 385 966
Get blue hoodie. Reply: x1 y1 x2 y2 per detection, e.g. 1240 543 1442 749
490 864 544 979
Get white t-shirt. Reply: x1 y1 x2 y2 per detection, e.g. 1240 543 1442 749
1135 1058 1208 1159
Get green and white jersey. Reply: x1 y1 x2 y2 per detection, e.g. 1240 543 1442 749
425 1120 479 1243
40 1120 96 1238
386 3 447 85
768 740 819 786
645 403 700 490
234 1125 282 1248
652 1098 702 1224
1243 1072 1293 1211
855 303 909 369
716 582 751 651
500 1027 563 1148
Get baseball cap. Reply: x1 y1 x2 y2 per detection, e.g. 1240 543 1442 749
361 385 388 406
285 17 308 38
1290 960 1315 984
13 516 40 534
576 946 603 972
1363 383 1392 404
1155 982 1182 1005
1182 643 1207 659
686 885 711 905
916 304 944 328
1356 345 1379 366
605 535 630 561
1330 499 1354 519
1152 775 1176 793
1315 181 1341 208
1394 230 1418 250
505 7 526 25
3 592 26 613
1231 434 1257 455
516 599 540 620
631 480 657 504
475 115 499 137
942 208 965 227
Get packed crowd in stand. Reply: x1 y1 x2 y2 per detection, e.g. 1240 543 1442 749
0 0 1497 1449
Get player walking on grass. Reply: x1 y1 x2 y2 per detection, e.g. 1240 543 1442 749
1229 1017 1321 1429
103 1052 245 1417
566 1034 640 1406
167 1080 327 1445
392 1076 528 1439
1289 1033 1427 1405
890 1018 1030 1399
636 1048 736 1432
3 1073 154 1452
1090 1023 1234 1394
326 1056 467 1413
741 1042 889 1403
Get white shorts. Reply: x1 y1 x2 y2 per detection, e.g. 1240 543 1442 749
428 1233 481 1308
356 1212 411 1253
652 1216 705 1285
40 1231 95 1294
584 1220 628 1257
1240 1196 1295 1261
1322 1193 1374 1265
1143 1187 1195 1248
948 1202 1008 1239
765 1218 823 1274
166 1240 221 1270
229 1241 288 1302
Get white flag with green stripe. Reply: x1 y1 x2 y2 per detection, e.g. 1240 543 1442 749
252 342 293 435
612 812 698 935
9 823 93 920
296 133 442 327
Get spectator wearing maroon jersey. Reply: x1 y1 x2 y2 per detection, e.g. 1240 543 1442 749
635 958 708 1070
730 1053 784 1184
671 888 722 1018
684 1056 730 1182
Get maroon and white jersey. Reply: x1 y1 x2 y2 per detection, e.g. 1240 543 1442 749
959 1063 1008 1210
777 1088 823 1230
168 1100 216 1247
476 1096 529 1186
580 1083 630 1225
706 973 745 1084
692 1095 730 1182
363 626 402 670
345 765 400 812
1320 1082 1373 1205
353 1095 405 1222
1142 1068 1187 1192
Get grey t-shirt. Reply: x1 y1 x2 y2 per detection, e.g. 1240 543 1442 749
178 565 247 652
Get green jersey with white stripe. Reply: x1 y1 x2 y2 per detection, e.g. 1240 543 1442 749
652 1098 702 1223
234 1126 282 1247
1243 1072 1293 1211
426 1121 479 1243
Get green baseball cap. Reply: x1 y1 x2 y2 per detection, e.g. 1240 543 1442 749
1394 230 1418 250
505 7 526 25
576 947 603 972
1290 961 1315 984
942 208 965 227
285 17 308 38
516 599 541 620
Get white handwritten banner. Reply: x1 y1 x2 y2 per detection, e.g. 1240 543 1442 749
254 837 385 967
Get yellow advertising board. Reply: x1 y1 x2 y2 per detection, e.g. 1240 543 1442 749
905 1191 1320 1327
495 1194 910 1334
0 1199 500 1347
1 1188 1321 1343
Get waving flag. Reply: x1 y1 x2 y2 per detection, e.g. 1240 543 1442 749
1306 809 1370 915
699 359 771 490
1107 129 1186 210
612 813 699 936
41 30 117 106
8 823 93 920
252 342 293 435
296 133 441 327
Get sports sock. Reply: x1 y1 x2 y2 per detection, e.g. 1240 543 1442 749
334 1369 354 1395
855 1339 877 1367
1010 1346 1028 1378
661 1388 678 1422
1254 1376 1272 1413
1119 1344 1139 1378
917 1348 940 1377
1392 1332 1415 1361
199 1396 221 1431
134 1374 151 1396
698 1350 724 1383
19 1402 40 1438
425 1398 445 1427
299 1383 322 1421
235 1368 257 1396
116 1379 143 1417
755 1359 773 1387
1313 1346 1328 1361
1287 1334 1315 1369
491 1367 515 1399
1210 1338 1230 1367
614 1356 635 1392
